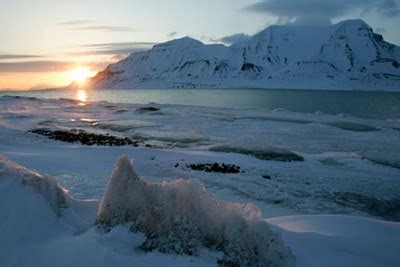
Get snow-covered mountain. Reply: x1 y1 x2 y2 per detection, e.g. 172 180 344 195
90 19 400 90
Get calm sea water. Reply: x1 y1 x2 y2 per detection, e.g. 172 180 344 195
1 88 400 119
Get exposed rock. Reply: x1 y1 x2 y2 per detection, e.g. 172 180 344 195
29 128 142 147
137 106 160 113
187 163 241 174
210 144 304 162
327 122 379 132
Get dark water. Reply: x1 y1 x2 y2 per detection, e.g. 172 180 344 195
1 88 400 119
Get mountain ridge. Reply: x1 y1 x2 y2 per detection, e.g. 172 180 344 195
89 19 400 91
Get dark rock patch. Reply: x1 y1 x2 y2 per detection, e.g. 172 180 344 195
137 106 160 113
113 109 128 114
210 145 304 162
327 122 378 132
240 63 262 72
187 163 240 174
262 175 272 180
29 128 142 147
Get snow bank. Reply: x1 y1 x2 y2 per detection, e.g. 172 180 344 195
97 156 296 266
268 215 400 267
0 156 68 216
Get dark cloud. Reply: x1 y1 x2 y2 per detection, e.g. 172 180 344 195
75 42 156 48
58 20 136 33
244 0 400 24
211 33 251 45
0 54 43 60
68 26 135 32
69 42 155 58
0 61 75 72
167 32 178 38
0 61 106 72
110 54 127 61
57 19 95 25
375 0 400 16
376 27 386 33
68 48 148 57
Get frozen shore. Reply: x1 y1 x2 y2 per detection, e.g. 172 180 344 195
0 95 400 266
1 95 399 219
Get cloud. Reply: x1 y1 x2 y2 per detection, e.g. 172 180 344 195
0 61 75 72
68 26 135 32
211 33 251 45
110 54 127 61
0 61 106 73
167 32 178 38
69 42 156 58
0 54 43 60
57 19 95 25
375 0 400 16
75 42 156 48
68 48 148 57
57 19 137 33
244 0 400 24
376 27 386 33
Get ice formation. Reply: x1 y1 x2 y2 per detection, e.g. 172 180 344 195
97 156 296 266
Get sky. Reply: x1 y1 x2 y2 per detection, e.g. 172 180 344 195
0 0 399 90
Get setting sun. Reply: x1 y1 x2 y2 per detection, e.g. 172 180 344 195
66 67 96 84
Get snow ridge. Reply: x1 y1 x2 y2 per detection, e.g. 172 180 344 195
97 156 296 266
90 19 400 91
0 156 68 216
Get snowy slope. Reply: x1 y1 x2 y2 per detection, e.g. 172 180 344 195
1 156 400 267
268 215 400 267
90 19 400 91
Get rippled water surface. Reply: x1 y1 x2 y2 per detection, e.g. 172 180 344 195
1 88 400 119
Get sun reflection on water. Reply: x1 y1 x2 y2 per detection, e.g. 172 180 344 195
76 90 87 105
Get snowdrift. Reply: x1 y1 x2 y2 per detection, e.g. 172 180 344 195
97 156 296 266
268 215 400 267
0 155 68 216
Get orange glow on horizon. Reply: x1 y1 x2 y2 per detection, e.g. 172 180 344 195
0 66 98 91
0 72 71 90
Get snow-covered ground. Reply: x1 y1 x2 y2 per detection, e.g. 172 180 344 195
1 95 400 266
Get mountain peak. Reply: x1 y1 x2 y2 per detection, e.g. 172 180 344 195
334 19 372 31
253 19 372 37
90 19 400 91
155 37 204 48
336 19 369 26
